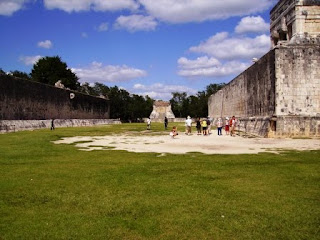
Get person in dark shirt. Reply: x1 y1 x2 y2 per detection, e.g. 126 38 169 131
164 117 168 130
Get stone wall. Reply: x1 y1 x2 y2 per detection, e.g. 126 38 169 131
0 75 110 120
208 50 276 119
0 119 121 133
208 0 320 137
276 116 320 137
275 45 320 116
208 44 320 137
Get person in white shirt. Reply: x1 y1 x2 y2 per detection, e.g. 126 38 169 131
217 118 223 136
147 118 151 130
185 116 192 135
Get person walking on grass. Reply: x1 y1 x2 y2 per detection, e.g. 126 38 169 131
147 118 151 130
164 116 168 130
50 118 55 130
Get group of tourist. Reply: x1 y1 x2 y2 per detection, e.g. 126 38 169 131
169 116 237 138
146 116 237 138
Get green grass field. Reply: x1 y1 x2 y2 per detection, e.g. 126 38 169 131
0 123 319 239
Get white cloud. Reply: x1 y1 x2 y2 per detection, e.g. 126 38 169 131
114 15 157 32
0 0 29 16
235 16 269 34
178 56 220 70
19 55 43 65
81 32 88 38
43 0 139 13
189 32 271 60
2 0 276 26
72 62 147 83
91 0 139 11
97 22 108 32
37 40 53 49
178 57 249 78
138 0 274 23
132 83 197 100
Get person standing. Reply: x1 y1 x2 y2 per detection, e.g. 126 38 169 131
202 118 208 135
185 116 192 135
164 117 168 130
196 118 201 135
206 117 211 135
230 116 236 136
225 117 230 135
50 119 55 130
217 118 223 136
147 118 151 130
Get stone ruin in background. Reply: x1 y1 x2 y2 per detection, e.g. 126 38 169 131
149 101 175 121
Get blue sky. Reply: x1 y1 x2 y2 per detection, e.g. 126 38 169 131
0 0 277 100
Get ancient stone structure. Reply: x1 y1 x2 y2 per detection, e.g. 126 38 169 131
270 0 320 47
0 119 121 133
208 0 320 137
149 101 175 121
0 74 110 120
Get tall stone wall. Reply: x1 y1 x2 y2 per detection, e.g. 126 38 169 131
275 45 320 116
0 75 110 120
208 0 320 137
208 50 276 118
208 44 320 137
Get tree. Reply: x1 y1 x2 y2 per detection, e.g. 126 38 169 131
128 94 154 121
30 56 79 90
10 70 31 80
92 82 110 98
169 83 226 118
107 86 130 120
206 83 226 96
78 82 99 96
170 92 187 118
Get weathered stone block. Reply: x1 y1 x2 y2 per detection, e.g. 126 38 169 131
0 75 110 120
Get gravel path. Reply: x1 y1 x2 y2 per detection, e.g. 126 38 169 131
53 133 320 155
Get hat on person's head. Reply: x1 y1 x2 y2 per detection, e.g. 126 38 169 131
226 117 229 120
187 116 191 119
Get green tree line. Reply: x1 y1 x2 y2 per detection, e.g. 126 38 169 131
1 56 225 121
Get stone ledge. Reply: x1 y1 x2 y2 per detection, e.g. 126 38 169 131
0 119 121 133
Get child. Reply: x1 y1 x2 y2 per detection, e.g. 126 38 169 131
170 126 178 138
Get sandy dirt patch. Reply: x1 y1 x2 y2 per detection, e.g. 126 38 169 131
53 133 320 155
